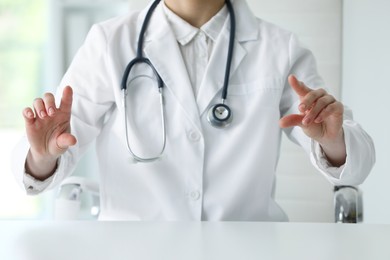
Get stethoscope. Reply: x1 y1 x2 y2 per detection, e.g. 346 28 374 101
121 0 235 163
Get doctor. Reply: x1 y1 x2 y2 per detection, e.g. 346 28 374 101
13 0 374 220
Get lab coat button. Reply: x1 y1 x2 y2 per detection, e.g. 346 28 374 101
188 131 201 142
190 191 201 201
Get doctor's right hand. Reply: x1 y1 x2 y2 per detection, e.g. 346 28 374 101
23 86 77 180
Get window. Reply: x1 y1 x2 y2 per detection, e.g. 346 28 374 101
0 0 128 219
0 0 51 219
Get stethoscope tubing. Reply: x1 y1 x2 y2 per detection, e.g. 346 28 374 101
221 0 235 101
122 86 166 163
121 0 235 162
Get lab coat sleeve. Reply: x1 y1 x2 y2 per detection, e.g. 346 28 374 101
11 24 115 194
309 107 376 185
11 136 75 195
280 34 375 186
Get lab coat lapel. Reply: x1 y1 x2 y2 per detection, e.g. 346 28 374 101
196 31 247 116
196 0 259 116
141 3 202 131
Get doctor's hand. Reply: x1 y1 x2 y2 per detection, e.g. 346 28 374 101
279 75 346 167
23 86 77 180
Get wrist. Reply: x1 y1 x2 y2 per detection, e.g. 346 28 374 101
26 149 59 181
318 129 346 167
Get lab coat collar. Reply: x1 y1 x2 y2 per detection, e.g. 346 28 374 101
233 0 260 42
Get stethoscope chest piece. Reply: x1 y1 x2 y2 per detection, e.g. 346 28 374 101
207 103 233 128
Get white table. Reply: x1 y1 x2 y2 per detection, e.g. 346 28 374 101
0 221 389 260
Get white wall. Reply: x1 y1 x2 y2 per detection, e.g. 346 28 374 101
343 0 390 224
247 0 342 222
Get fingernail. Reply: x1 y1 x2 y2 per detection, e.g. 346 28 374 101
40 111 47 118
315 117 322 123
299 104 306 111
48 107 55 116
27 111 34 118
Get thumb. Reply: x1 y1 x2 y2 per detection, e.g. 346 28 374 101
279 114 304 128
59 86 73 113
56 133 77 151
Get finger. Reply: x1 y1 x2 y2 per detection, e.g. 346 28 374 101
33 98 47 119
23 107 36 125
299 88 327 113
56 133 77 150
59 86 73 113
279 114 304 128
288 75 312 98
302 95 335 125
314 101 344 123
43 93 57 117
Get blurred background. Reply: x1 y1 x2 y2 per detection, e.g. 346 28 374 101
0 0 388 223
1 0 49 219
0 0 131 219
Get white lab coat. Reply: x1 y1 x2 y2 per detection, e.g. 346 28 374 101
12 0 375 221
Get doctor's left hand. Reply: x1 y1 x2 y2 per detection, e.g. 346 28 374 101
279 75 346 166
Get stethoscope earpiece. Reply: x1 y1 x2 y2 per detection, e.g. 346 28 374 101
207 103 233 128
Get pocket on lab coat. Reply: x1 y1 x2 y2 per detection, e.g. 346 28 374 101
227 77 283 108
